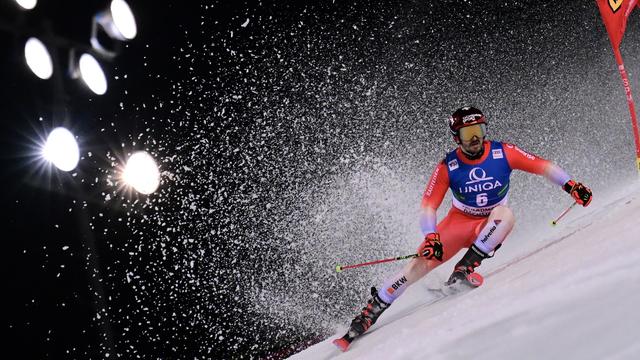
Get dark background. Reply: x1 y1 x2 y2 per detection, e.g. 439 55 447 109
1 1 639 359
1 1 320 358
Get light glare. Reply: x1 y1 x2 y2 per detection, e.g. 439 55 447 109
42 127 80 172
110 0 137 40
15 0 37 10
24 38 53 80
79 53 107 95
123 152 160 195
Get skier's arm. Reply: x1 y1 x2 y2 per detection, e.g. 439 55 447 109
419 160 449 235
543 163 572 187
503 143 592 206
503 143 570 186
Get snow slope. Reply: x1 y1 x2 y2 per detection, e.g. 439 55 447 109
291 182 640 360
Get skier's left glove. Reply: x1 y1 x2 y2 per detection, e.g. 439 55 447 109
564 180 592 207
417 232 443 261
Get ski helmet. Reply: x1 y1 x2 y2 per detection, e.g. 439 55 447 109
448 106 487 142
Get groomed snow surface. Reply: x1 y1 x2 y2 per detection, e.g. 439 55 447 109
292 182 640 360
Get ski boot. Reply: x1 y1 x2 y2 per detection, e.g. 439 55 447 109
446 244 497 287
333 287 390 352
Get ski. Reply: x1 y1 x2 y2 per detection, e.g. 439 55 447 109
445 271 483 288
333 273 483 352
463 272 483 287
332 333 355 352
332 317 373 352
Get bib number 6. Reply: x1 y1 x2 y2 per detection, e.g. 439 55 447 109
476 193 488 206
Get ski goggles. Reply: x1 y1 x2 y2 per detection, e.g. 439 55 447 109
458 123 487 142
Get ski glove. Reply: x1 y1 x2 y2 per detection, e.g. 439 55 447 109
564 180 592 207
417 232 443 261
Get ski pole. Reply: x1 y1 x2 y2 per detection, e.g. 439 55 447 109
551 202 577 226
336 253 420 273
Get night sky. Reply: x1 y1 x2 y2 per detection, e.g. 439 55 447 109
2 1 639 359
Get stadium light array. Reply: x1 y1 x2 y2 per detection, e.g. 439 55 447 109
14 0 37 10
42 127 80 172
122 151 160 195
15 0 138 94
24 37 53 80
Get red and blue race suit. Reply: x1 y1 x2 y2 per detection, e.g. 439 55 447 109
421 140 566 221
445 140 512 217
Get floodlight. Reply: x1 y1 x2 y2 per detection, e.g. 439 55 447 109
109 0 137 40
72 53 107 95
122 151 160 195
92 0 137 43
24 38 53 80
15 0 37 10
42 127 80 172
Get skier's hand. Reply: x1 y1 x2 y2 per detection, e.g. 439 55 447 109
417 232 443 261
564 180 592 207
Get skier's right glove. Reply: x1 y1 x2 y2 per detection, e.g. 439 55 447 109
417 232 443 261
563 180 592 207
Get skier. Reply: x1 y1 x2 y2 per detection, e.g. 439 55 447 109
334 106 593 351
